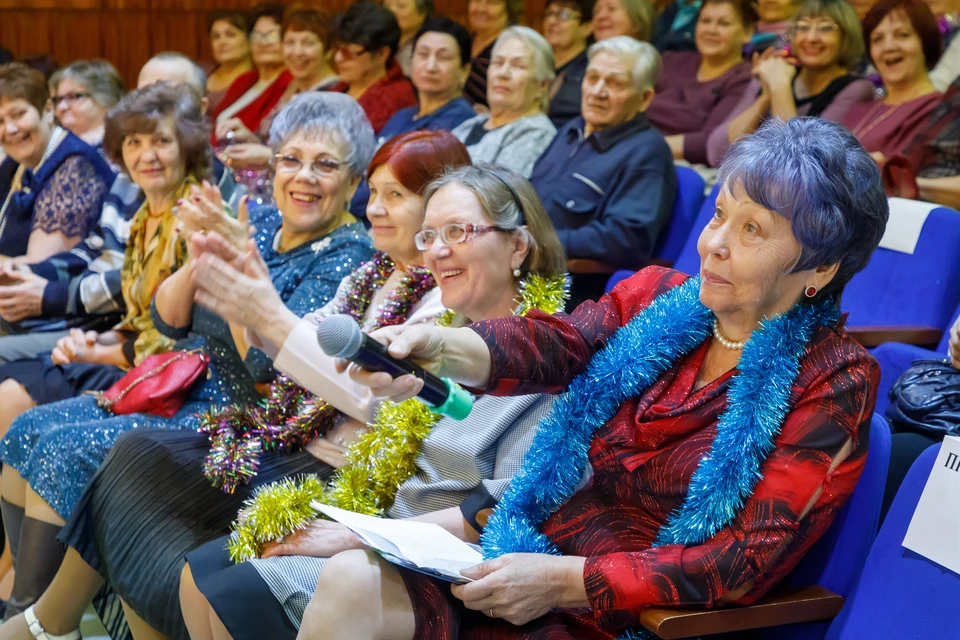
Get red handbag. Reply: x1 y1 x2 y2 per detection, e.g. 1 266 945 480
92 349 210 418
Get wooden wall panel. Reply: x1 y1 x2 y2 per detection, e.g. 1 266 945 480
1 0 547 87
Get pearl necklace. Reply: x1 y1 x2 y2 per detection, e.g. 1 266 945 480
712 320 746 350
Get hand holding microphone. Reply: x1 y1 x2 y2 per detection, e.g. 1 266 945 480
318 315 476 419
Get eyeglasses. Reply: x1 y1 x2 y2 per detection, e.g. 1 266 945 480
251 30 281 44
791 22 840 36
336 45 369 61
414 223 511 251
51 92 91 107
274 154 345 176
544 8 581 20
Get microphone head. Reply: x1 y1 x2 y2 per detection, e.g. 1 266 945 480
316 314 364 358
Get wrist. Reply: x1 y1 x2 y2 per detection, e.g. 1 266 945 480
258 306 299 353
556 556 589 608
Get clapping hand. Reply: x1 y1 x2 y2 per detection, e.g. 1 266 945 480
176 183 250 256
751 48 798 92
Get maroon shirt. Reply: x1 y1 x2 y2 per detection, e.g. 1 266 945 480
645 51 752 164
841 93 942 160
330 61 417 135
401 267 879 638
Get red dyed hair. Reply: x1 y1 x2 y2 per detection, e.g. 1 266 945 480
367 130 472 195
862 0 942 69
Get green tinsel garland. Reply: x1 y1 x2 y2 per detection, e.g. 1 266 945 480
227 273 570 562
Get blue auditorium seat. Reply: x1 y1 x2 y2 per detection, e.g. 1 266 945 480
671 182 719 277
872 299 960 417
653 166 706 265
842 205 960 331
824 444 956 640
756 413 892 640
605 181 716 293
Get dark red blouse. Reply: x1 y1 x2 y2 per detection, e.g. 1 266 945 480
403 266 879 638
329 61 417 135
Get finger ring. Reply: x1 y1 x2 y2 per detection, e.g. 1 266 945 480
488 608 496 619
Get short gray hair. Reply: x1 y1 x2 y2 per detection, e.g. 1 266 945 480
147 52 208 97
492 26 556 110
587 36 661 93
50 60 125 109
268 92 376 180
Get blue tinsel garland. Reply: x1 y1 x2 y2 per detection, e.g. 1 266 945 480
481 276 839 638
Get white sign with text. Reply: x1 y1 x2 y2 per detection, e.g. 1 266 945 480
903 436 960 575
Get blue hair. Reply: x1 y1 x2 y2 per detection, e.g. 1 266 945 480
717 117 889 303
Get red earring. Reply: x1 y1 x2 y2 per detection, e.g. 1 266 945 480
805 286 818 298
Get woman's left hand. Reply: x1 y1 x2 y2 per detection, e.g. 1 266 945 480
753 54 797 91
451 554 588 626
176 183 250 254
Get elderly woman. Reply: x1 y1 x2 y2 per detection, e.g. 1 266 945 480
707 0 873 167
386 0 433 76
175 164 570 640
0 63 114 264
308 117 888 639
218 6 339 176
0 80 207 620
349 18 477 216
0 93 374 633
646 0 755 163
206 9 254 114
464 0 523 107
453 27 558 177
49 60 125 147
592 0 655 41
211 2 291 145
0 132 466 640
840 0 942 162
328 2 418 135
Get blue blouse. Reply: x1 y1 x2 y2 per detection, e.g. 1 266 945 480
0 208 373 517
150 207 375 406
0 129 115 256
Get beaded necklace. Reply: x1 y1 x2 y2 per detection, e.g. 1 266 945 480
199 253 437 493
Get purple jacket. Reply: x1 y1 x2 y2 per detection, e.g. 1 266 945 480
705 74 875 167
645 51 752 165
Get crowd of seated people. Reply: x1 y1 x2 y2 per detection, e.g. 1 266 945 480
0 0 958 637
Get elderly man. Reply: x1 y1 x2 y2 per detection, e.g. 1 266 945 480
0 53 238 364
530 36 677 302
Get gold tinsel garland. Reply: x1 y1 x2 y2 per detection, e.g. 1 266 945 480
227 273 570 562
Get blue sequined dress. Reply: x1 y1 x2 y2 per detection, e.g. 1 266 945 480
0 209 372 518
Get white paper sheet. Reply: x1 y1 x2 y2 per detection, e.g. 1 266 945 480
879 198 939 255
902 436 960 575
313 502 483 581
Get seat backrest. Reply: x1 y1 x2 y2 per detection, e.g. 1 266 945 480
672 183 721 276
653 166 706 264
825 444 955 640
758 413 892 640
842 207 960 330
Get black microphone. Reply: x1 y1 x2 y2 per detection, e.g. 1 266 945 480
316 314 473 420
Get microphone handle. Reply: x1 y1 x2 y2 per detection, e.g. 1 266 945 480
352 334 450 407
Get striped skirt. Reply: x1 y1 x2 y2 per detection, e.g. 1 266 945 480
58 428 332 639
